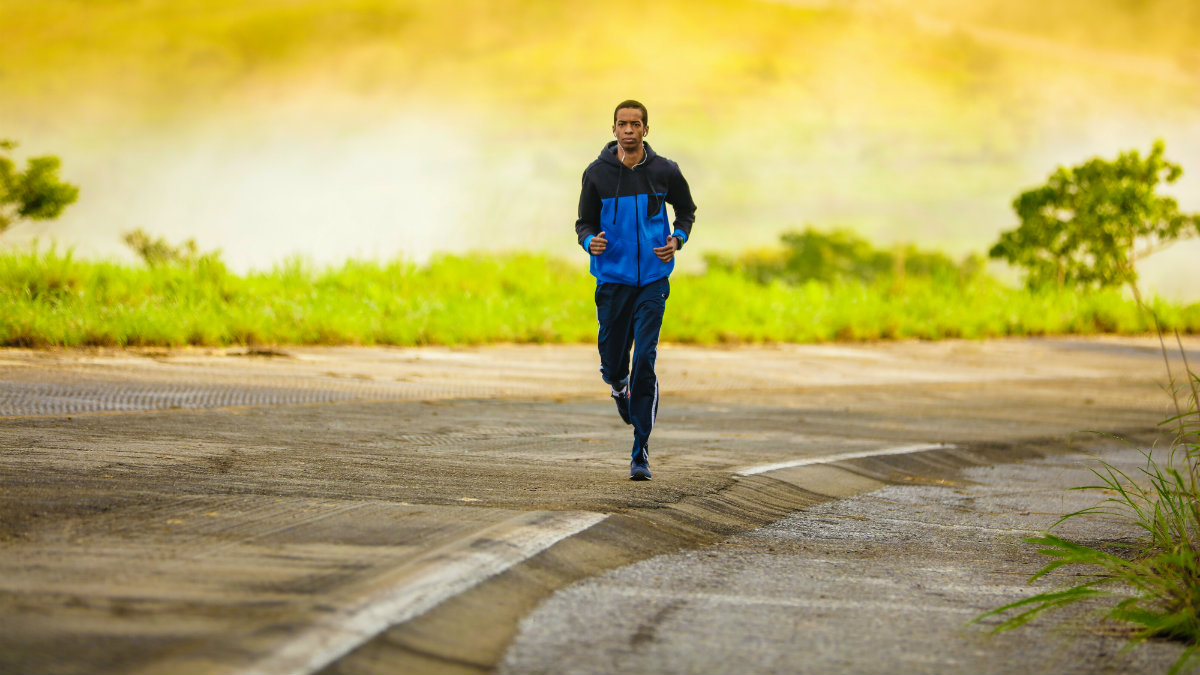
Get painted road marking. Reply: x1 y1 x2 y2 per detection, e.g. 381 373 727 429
736 443 957 476
242 510 608 675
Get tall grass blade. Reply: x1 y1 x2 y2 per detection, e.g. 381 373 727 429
975 336 1200 672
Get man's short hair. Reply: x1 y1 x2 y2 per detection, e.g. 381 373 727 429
613 99 648 126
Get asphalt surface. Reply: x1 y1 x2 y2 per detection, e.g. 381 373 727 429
1 337 1197 674
500 445 1185 674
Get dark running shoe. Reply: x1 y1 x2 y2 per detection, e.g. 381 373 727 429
630 445 651 481
611 386 632 425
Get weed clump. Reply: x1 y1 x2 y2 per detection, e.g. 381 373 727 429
975 335 1200 673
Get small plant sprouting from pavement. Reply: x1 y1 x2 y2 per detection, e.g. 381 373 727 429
973 334 1200 673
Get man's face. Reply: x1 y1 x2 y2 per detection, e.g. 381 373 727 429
612 108 647 151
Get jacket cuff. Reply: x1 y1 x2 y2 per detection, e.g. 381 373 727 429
672 230 688 248
583 234 595 253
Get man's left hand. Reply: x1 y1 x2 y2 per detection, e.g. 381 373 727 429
653 236 679 262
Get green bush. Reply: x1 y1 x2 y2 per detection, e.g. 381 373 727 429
704 226 979 286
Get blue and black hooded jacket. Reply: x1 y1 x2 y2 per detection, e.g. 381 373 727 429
575 141 697 286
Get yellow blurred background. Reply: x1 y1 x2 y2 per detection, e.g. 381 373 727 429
2 0 1199 297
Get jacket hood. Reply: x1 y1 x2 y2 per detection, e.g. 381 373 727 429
598 140 659 167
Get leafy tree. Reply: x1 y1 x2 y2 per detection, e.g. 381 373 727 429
989 140 1200 303
0 139 80 235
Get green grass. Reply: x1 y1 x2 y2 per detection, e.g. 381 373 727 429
3 247 1199 348
0 248 596 347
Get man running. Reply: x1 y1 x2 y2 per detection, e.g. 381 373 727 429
574 99 697 480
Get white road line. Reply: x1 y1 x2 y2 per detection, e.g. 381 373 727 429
736 443 956 476
242 510 608 675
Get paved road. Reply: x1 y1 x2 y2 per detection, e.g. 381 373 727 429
500 445 1185 674
0 337 1195 674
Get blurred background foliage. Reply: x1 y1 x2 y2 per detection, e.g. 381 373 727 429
705 227 982 286
1 0 1198 300
6 239 1197 349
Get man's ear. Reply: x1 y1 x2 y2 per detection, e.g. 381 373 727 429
643 127 649 137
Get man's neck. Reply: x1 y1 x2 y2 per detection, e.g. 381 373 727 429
616 143 644 168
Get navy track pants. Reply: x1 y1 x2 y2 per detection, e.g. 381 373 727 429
595 277 670 457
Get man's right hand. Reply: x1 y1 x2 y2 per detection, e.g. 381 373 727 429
589 231 608 255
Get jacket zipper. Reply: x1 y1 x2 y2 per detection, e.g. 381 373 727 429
633 165 641 286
